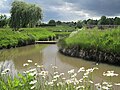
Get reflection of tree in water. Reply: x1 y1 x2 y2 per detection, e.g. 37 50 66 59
0 60 17 79
0 45 47 70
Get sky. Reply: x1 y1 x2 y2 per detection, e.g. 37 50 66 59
0 0 120 22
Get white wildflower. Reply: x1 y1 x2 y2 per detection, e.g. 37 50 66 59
102 86 110 90
30 85 35 89
29 80 37 85
114 83 120 86
23 63 29 66
68 69 74 74
78 67 85 73
28 60 32 63
76 86 85 90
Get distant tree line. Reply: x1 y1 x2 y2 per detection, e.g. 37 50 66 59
0 1 120 30
39 16 120 28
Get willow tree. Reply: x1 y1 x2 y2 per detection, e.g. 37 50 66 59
10 1 42 30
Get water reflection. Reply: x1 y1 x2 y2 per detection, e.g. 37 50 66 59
0 44 120 86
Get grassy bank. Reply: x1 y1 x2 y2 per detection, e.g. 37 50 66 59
0 28 55 49
59 27 120 54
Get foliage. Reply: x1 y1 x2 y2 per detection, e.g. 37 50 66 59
48 20 56 26
59 27 120 54
76 21 82 29
0 15 7 28
0 28 55 49
10 1 42 30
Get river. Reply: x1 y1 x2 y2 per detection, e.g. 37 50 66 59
0 44 120 89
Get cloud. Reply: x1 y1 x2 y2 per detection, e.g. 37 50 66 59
0 0 120 21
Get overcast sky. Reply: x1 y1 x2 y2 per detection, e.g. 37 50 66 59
0 0 120 22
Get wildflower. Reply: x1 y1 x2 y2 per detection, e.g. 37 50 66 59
83 75 88 79
78 67 85 73
52 66 58 69
68 69 74 74
107 84 113 88
79 78 83 83
102 82 108 85
60 73 64 76
28 68 37 72
28 60 32 63
30 85 35 89
114 83 120 86
76 86 85 90
71 73 77 78
95 83 102 90
54 72 58 75
29 71 37 76
29 80 37 85
102 86 110 90
37 65 43 68
89 80 93 84
39 71 48 76
35 63 37 66
48 82 53 86
62 78 66 80
53 75 60 78
52 78 57 82
23 63 29 66
57 82 63 86
103 71 119 77
1 68 10 75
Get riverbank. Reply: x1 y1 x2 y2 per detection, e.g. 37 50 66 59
58 27 120 66
0 28 55 49
0 26 76 50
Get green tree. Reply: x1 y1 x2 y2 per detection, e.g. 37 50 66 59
77 21 82 29
48 20 56 26
0 14 7 28
56 21 62 25
98 16 107 25
10 1 42 30
114 17 120 25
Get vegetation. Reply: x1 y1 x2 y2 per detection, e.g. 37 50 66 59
0 60 119 90
59 27 120 54
10 1 42 30
0 28 55 49
0 15 8 28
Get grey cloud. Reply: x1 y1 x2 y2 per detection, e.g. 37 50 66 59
65 0 120 16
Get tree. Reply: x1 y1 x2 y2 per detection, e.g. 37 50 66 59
0 14 7 28
76 21 82 29
114 17 120 25
10 1 42 30
56 21 62 25
48 20 56 26
98 16 107 25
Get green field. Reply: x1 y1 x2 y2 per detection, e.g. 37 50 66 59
59 27 120 54
0 26 75 49
0 28 55 49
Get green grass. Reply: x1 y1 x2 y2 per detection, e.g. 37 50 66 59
0 28 55 49
59 27 120 54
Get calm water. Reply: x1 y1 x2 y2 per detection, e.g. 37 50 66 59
0 44 120 88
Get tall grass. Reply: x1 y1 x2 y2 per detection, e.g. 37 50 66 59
60 27 120 54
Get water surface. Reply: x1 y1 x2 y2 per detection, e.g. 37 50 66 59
0 44 120 88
